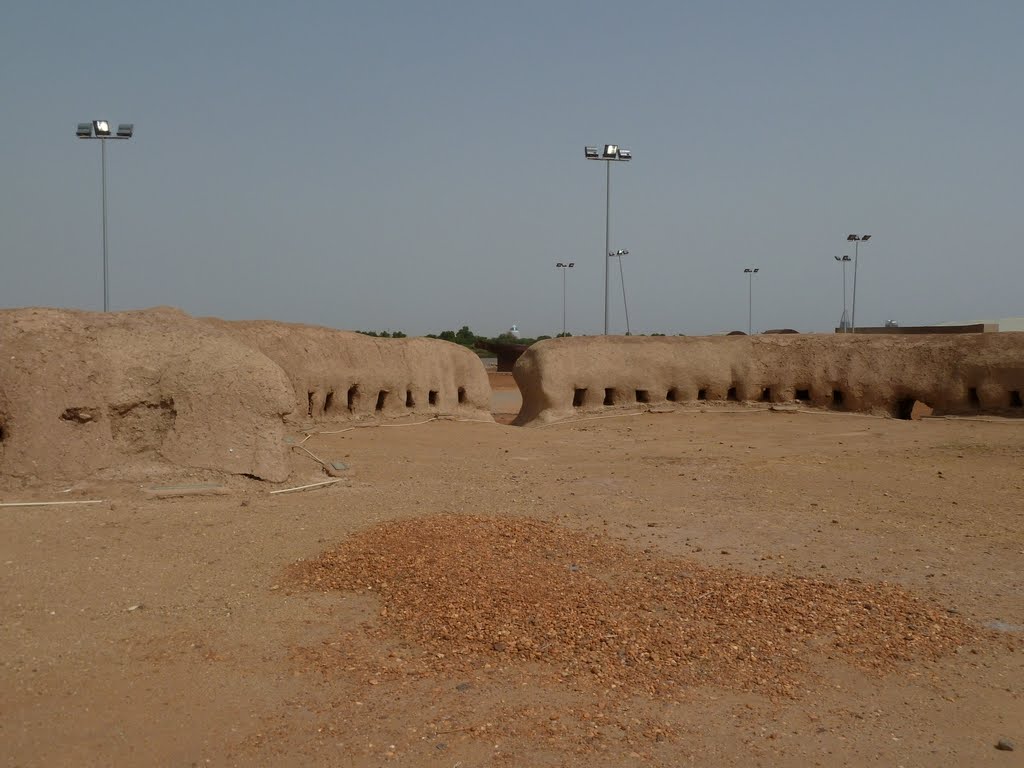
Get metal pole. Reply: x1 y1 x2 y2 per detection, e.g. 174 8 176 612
618 253 630 335
561 266 567 336
851 240 859 333
101 137 109 312
604 161 611 335
747 271 753 336
842 259 848 333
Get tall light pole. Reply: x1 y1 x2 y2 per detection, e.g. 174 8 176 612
585 144 632 335
77 120 134 312
834 255 851 332
610 249 631 335
743 268 759 335
555 261 575 336
846 234 872 333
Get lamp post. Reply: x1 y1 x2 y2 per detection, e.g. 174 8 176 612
834 255 852 332
585 144 632 335
555 261 575 336
846 234 872 333
77 120 134 312
610 249 631 335
743 268 759 335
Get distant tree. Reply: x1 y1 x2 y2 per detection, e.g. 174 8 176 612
535 335 551 341
439 330 457 342
556 332 573 338
455 325 475 344
391 330 407 338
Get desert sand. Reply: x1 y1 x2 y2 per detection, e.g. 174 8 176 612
2 388 1021 766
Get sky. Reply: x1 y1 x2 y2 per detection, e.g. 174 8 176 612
2 1 1022 337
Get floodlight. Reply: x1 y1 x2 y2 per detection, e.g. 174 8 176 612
76 123 92 138
603 144 618 158
584 146 599 159
754 268 759 273
861 234 872 242
618 149 632 160
93 120 111 136
847 234 858 241
568 262 574 267
116 123 134 138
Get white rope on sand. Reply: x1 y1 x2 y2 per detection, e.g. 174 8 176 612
0 499 107 508
269 478 345 495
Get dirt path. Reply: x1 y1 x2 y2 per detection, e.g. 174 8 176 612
2 408 1021 766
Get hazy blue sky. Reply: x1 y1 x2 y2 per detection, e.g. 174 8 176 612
2 1 1022 336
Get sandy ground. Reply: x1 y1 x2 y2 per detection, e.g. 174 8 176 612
2 385 1022 766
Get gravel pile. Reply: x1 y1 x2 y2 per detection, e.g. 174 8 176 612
293 515 979 696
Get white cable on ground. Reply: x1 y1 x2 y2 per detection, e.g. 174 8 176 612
537 410 649 427
269 478 345 495
291 443 330 468
0 499 107 507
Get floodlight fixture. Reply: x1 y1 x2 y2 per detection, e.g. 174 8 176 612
556 261 576 335
584 142 634 333
845 234 873 332
743 267 760 334
76 118 135 312
610 249 629 256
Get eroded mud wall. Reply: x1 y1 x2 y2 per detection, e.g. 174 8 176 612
513 334 1024 425
0 307 295 482
212 320 493 424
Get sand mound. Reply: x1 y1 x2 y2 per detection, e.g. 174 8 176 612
0 307 294 483
513 333 1024 424
293 515 979 697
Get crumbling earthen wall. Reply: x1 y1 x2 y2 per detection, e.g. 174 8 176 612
513 334 1024 425
0 307 295 482
210 320 493 424
0 308 495 484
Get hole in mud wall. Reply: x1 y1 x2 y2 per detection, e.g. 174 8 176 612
307 392 315 417
666 388 680 402
832 389 845 408
0 420 6 442
697 388 707 401
109 399 177 453
635 390 650 404
406 390 415 408
760 387 772 402
726 387 739 402
1011 390 1023 408
795 389 811 402
573 388 588 407
968 387 980 408
428 390 439 406
457 386 467 404
604 388 616 406
375 390 388 412
323 391 335 413
347 385 359 412
895 398 915 420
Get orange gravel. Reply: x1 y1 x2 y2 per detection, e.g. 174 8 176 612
293 514 981 697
